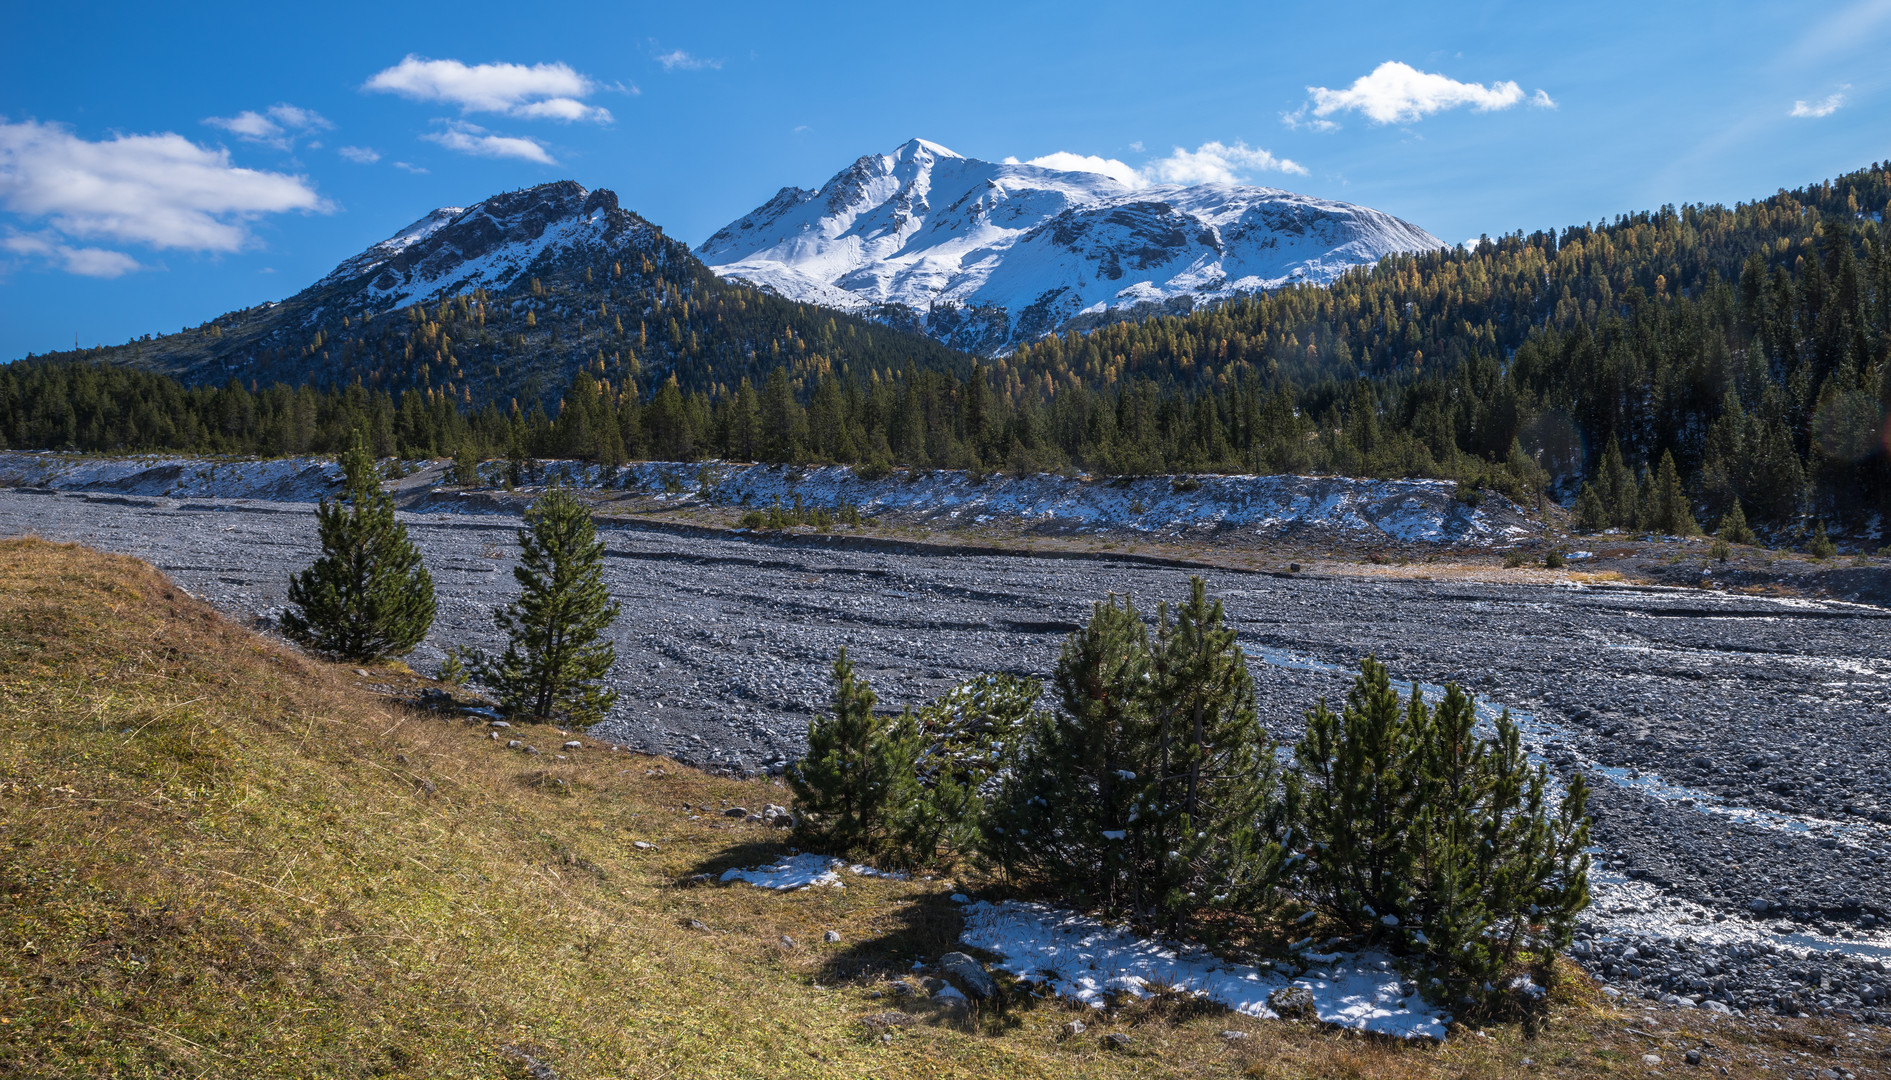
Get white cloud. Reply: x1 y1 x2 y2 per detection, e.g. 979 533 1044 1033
4 232 142 277
338 145 380 164
204 103 332 149
1007 140 1306 188
1007 151 1146 187
393 161 429 174
421 121 555 164
1144 140 1306 182
1296 61 1553 126
1791 91 1847 117
0 119 328 263
1128 140 1144 152
364 55 612 123
655 49 721 72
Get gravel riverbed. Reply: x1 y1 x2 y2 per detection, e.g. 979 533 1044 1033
5 487 1889 1022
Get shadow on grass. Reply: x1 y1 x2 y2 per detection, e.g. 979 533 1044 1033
676 839 793 883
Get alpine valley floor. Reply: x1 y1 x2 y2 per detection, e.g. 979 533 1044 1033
3 486 1889 1024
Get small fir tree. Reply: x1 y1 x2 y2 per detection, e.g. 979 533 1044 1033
1717 499 1755 545
985 595 1156 915
1293 657 1420 936
451 443 481 487
1649 450 1700 535
788 649 920 857
1809 519 1837 559
1143 577 1286 928
477 486 620 726
282 442 435 661
1574 483 1608 532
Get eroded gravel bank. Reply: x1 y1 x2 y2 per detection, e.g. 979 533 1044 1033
5 488 1888 1021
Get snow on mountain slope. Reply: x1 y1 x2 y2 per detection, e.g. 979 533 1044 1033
315 181 668 307
699 139 1448 354
314 206 464 289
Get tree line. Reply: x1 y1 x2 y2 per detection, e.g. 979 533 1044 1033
9 163 1891 534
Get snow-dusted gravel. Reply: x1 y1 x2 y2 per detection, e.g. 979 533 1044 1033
4 487 1888 1021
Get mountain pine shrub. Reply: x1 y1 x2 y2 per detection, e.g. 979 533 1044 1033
450 444 481 487
987 579 1287 929
282 442 435 661
1809 519 1837 559
476 486 620 726
1294 663 1591 1008
788 649 921 858
1717 499 1755 545
896 673 1042 862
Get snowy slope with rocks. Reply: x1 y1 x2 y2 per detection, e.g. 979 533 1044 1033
699 138 1447 353
314 182 665 307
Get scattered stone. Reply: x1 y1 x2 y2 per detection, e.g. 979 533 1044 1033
937 951 996 999
1642 1054 1662 1066
824 930 841 943
490 720 510 729
1219 1029 1249 1041
563 740 582 750
1267 985 1318 1022
498 1044 559 1080
506 739 523 749
1685 1049 1702 1065
683 873 711 885
1104 1032 1132 1051
1061 1020 1086 1038
524 745 540 755
632 841 654 850
859 1012 914 1033
723 806 749 818
779 935 796 949
889 981 920 999
687 919 709 932
762 804 792 827
354 668 370 678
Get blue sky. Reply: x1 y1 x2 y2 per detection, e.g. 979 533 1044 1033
3 0 1888 359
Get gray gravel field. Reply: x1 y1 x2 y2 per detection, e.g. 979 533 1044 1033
5 487 1890 1020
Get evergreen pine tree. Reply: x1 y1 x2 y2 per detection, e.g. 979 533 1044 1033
1596 438 1638 528
477 486 620 726
1293 657 1419 936
1809 519 1837 559
985 595 1157 916
1145 578 1286 927
1575 483 1608 532
451 443 480 487
1650 450 1700 535
281 442 435 661
1717 499 1755 545
787 648 920 857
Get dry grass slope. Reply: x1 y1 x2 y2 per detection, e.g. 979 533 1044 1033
0 538 1881 1078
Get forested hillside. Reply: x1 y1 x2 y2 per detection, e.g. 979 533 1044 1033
11 183 973 406
5 165 1890 537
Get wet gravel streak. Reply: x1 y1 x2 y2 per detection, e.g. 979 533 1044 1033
5 489 1889 1021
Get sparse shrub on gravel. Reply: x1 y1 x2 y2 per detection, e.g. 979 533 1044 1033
1294 661 1591 1009
795 575 1595 1010
281 441 435 661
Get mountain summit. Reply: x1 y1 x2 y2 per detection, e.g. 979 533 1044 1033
698 138 1447 354
85 180 969 398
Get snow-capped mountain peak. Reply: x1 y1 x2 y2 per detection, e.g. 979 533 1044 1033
699 139 1446 354
309 181 671 310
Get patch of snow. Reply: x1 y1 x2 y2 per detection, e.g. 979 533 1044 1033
720 854 845 891
959 900 1449 1040
620 461 1535 545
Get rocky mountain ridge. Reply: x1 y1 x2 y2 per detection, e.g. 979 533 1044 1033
699 138 1448 354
